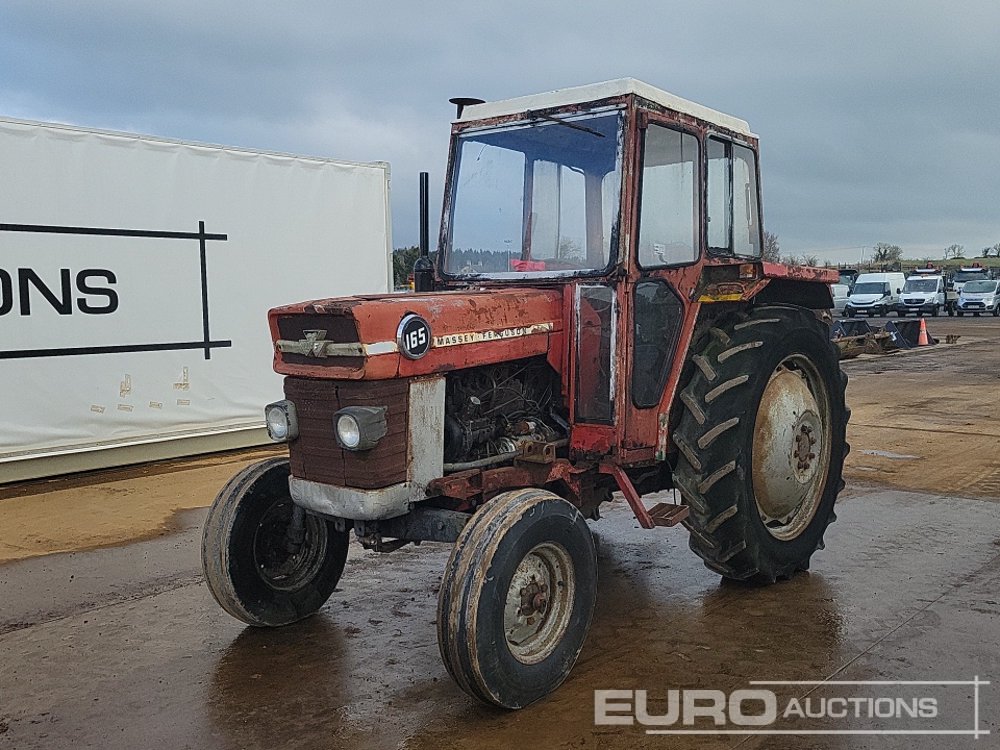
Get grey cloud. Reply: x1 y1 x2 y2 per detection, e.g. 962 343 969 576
1 0 998 257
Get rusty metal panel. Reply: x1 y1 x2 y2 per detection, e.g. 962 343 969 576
761 261 839 284
269 288 563 380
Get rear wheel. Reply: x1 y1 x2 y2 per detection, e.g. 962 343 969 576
437 488 597 708
673 306 849 582
202 458 349 627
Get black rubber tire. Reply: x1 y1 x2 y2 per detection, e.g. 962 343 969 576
202 457 349 627
672 305 849 582
437 488 597 709
896 311 905 317
974 312 981 317
947 306 954 317
931 306 939 317
993 307 999 317
846 309 855 318
958 311 964 317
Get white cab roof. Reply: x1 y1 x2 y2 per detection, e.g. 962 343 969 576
458 78 754 137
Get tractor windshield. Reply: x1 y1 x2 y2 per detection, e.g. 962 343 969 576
443 110 623 278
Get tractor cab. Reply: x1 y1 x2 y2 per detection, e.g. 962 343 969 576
436 79 832 462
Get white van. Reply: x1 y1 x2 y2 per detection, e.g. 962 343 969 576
844 272 906 317
957 279 1000 317
896 272 946 317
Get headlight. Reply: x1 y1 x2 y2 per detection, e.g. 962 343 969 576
265 400 298 442
334 406 388 451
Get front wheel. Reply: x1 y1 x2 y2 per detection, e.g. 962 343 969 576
437 488 597 709
673 306 849 582
931 305 939 317
957 310 965 317
202 458 350 627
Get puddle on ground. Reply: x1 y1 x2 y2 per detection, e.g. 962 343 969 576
858 449 919 460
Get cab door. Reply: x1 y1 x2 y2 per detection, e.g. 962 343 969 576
622 118 703 461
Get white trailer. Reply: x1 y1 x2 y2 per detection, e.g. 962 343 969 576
0 117 393 483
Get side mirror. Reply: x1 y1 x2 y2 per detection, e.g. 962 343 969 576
896 288 902 294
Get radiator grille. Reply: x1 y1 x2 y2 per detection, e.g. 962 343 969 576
285 377 409 489
276 313 363 369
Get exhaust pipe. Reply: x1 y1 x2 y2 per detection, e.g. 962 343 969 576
413 171 434 292
448 97 485 119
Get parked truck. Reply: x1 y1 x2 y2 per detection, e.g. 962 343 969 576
896 267 955 317
843 272 906 317
950 264 991 294
201 79 850 708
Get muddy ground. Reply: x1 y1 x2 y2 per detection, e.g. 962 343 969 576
1 315 998 748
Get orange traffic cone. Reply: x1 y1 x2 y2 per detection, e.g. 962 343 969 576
917 317 930 346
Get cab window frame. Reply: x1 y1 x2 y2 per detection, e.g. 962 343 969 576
635 119 703 270
706 134 763 258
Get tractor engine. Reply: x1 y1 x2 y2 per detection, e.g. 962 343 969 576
443 358 566 467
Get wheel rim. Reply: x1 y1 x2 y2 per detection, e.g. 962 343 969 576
252 498 328 592
503 541 576 665
752 355 833 541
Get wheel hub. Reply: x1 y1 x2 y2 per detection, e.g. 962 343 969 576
503 542 575 665
518 580 549 618
752 358 832 541
793 424 817 471
253 499 328 592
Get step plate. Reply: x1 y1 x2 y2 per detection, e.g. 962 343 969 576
646 502 690 527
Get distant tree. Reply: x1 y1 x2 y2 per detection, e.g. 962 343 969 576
762 231 781 262
802 254 819 267
781 254 800 266
871 242 903 265
558 237 582 260
943 243 965 260
993 243 1000 258
982 246 993 258
392 245 420 287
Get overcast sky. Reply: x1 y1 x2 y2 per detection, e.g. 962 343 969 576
2 1 998 263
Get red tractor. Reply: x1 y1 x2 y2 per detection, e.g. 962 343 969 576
202 79 848 709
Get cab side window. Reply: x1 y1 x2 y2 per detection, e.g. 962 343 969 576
637 124 699 267
707 137 761 257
